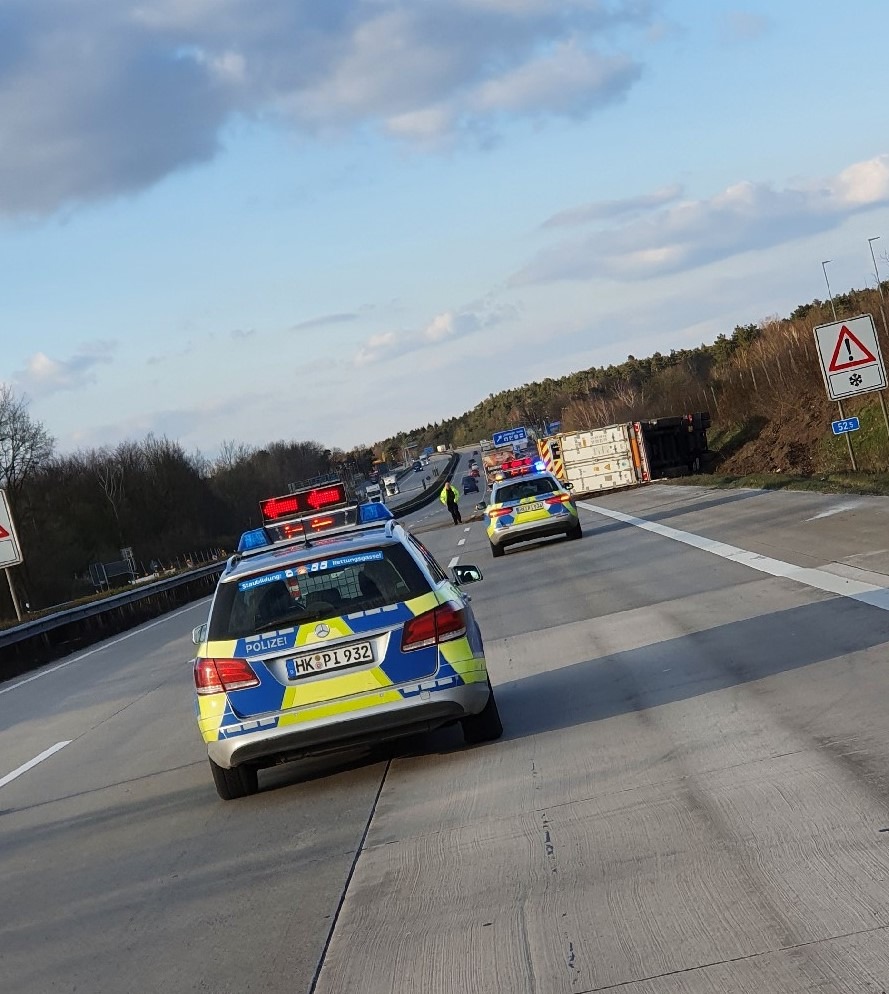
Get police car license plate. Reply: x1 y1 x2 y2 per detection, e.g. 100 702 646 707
516 502 544 514
286 642 373 678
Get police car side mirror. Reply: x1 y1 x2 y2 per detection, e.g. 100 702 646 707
475 501 487 511
453 565 483 585
192 623 208 645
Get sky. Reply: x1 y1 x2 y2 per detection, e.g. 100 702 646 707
4 0 889 458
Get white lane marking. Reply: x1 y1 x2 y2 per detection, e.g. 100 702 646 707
458 539 466 546
579 501 889 612
806 501 864 521
447 556 460 569
0 599 210 698
463 527 471 532
0 741 71 789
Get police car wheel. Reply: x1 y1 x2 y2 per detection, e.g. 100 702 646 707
490 541 505 558
209 758 259 801
567 522 582 540
461 682 503 744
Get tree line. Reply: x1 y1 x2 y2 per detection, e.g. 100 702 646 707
0 388 379 621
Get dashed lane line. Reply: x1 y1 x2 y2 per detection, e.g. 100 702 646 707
0 741 71 790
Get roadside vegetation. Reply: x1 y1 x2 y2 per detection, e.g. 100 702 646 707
3 283 889 622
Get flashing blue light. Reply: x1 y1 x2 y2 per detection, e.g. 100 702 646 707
238 527 272 552
358 501 394 524
534 460 546 473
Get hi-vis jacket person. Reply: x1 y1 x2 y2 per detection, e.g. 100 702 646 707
440 481 462 525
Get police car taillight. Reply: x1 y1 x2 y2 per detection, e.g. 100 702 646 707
401 603 466 651
194 658 260 695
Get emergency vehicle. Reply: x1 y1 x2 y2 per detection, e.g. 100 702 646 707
191 481 501 800
478 461 581 557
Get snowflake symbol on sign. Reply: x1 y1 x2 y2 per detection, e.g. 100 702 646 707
849 373 863 387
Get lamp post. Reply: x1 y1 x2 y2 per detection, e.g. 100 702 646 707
866 237 889 438
867 237 888 332
821 260 837 320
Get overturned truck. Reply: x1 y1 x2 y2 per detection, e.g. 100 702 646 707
537 413 711 496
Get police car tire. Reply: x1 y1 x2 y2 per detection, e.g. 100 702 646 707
490 541 505 558
210 758 259 800
461 682 503 744
567 523 582 540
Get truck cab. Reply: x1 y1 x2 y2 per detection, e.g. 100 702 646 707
364 481 384 504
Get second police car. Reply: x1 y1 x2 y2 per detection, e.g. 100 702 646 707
479 457 581 557
191 482 502 800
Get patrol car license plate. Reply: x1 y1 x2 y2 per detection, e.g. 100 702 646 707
286 642 373 678
516 502 544 514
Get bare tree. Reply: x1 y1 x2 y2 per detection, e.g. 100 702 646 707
0 384 54 496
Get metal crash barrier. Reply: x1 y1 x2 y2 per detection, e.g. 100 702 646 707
0 563 224 682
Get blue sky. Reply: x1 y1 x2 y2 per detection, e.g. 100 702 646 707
4 0 889 457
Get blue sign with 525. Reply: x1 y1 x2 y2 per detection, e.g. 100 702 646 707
492 426 527 447
831 417 860 435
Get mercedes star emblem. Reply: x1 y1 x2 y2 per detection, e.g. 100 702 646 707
314 623 331 638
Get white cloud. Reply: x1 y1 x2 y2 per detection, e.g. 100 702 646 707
0 0 653 215
13 341 116 397
353 300 517 365
542 184 683 227
513 154 889 284
470 40 640 118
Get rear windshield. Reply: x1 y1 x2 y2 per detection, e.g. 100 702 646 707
494 476 559 503
209 543 431 639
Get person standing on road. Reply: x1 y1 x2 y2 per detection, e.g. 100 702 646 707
440 481 462 525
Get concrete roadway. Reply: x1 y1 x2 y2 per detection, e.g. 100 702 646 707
2 454 889 993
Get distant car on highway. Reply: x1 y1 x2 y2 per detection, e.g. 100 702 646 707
412 460 423 472
191 482 502 799
461 474 480 495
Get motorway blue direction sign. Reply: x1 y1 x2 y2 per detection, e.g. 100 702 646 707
492 426 527 447
831 417 861 435
545 421 561 436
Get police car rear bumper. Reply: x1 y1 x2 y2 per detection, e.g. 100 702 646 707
208 681 491 769
490 514 575 547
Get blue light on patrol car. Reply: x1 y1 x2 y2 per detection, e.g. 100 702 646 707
534 460 546 472
358 502 394 523
238 528 272 552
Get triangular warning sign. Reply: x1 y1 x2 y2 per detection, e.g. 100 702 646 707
829 325 877 371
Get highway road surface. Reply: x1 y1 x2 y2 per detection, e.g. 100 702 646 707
3 454 889 993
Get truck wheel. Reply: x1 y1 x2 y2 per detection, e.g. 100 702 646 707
209 758 259 800
461 682 503 744
490 541 504 558
567 522 583 540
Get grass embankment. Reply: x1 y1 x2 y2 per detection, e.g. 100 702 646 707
673 415 889 497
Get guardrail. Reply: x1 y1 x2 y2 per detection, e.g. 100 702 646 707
0 455 462 685
0 563 224 682
391 453 460 517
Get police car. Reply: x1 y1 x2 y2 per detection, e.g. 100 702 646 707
480 462 581 557
191 482 502 800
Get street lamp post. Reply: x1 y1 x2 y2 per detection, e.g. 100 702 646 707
821 260 837 320
866 236 889 439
